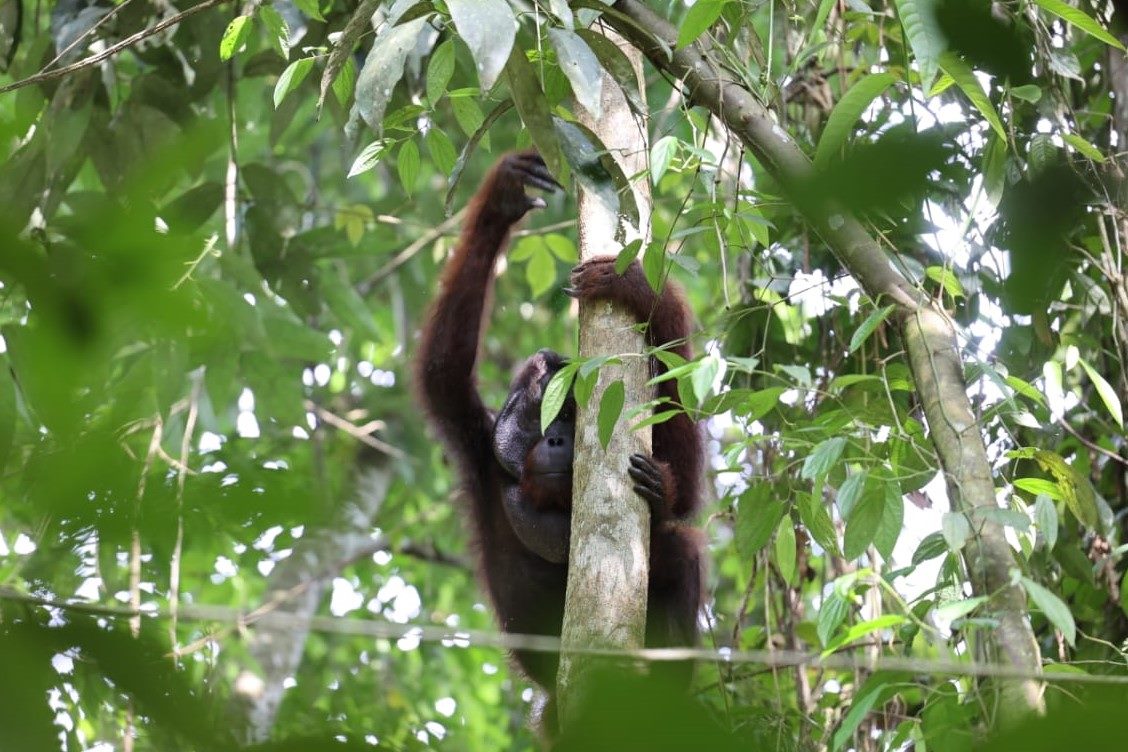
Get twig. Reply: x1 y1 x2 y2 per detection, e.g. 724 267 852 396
357 208 465 295
1058 416 1128 467
42 0 139 72
304 400 408 460
0 0 233 96
168 372 202 654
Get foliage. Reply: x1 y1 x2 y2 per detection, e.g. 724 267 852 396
0 0 1126 750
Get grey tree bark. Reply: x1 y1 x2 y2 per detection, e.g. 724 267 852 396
556 31 654 726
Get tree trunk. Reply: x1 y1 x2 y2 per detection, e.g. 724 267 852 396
556 30 653 727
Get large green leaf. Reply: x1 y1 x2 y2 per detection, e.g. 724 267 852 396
354 17 428 132
815 73 897 168
448 0 516 90
893 0 943 91
548 28 604 118
939 52 1005 139
1033 0 1126 51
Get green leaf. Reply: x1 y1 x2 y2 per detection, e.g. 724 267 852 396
941 511 971 551
1021 577 1077 645
1078 358 1123 428
981 133 1007 208
1014 477 1062 500
355 17 428 132
799 485 840 556
426 128 457 176
817 590 850 646
1011 448 1098 527
1121 572 1128 619
690 355 720 405
505 48 563 175
273 58 314 108
597 380 626 449
1063 133 1106 162
331 56 357 107
677 0 727 48
843 488 883 559
544 234 577 262
743 387 784 420
925 265 965 297
541 363 578 433
576 28 645 113
1034 494 1058 549
826 615 907 655
397 140 420 194
1029 133 1057 172
934 596 987 622
315 0 371 110
832 681 889 751
813 0 838 36
526 245 557 298
849 304 895 353
1005 375 1046 406
1033 0 1126 51
802 437 847 481
1009 84 1042 103
259 5 290 57
614 239 643 274
426 39 455 104
0 358 14 476
912 532 948 564
736 488 787 558
814 73 897 168
219 14 253 61
347 139 391 178
829 374 881 391
574 369 597 408
773 517 797 585
650 136 678 185
893 0 943 91
292 0 325 22
451 96 486 137
548 28 604 117
642 241 665 291
837 471 867 519
448 0 517 90
939 52 1006 139
320 269 382 342
873 478 903 562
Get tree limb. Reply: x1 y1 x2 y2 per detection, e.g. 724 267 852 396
604 0 1044 718
0 0 233 96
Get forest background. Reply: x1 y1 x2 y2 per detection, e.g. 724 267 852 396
0 0 1127 750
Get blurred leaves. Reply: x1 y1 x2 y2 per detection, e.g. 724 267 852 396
0 0 1124 749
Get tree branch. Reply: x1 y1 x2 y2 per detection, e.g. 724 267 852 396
604 0 1044 718
0 0 233 96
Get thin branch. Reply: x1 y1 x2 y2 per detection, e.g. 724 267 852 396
42 0 139 72
1058 416 1128 466
168 372 202 654
357 208 465 295
0 0 234 96
304 400 408 460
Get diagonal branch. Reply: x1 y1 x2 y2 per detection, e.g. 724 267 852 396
603 0 1045 718
0 0 233 96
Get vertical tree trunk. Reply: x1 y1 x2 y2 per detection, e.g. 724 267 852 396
556 31 653 726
